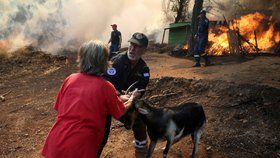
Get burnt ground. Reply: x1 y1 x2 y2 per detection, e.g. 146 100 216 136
0 47 280 158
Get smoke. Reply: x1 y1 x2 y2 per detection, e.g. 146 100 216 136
207 0 280 20
0 0 66 53
0 0 166 54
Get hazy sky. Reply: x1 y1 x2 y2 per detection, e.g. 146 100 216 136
0 0 166 53
1 0 278 53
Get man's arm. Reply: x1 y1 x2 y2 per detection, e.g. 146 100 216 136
108 32 112 44
118 32 122 48
108 38 111 44
133 66 150 97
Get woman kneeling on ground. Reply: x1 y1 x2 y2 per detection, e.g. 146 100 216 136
41 40 140 158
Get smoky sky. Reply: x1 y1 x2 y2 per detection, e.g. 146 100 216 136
1 0 278 53
0 0 165 53
0 0 66 52
208 0 280 20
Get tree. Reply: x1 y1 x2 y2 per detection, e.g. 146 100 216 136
172 0 191 23
162 0 191 23
188 0 204 55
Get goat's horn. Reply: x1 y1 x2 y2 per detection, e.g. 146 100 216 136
125 81 139 94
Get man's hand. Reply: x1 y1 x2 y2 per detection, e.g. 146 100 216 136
122 89 140 111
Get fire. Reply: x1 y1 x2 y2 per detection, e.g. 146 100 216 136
0 31 31 54
208 26 229 55
207 12 280 56
182 44 189 50
235 12 280 51
0 40 11 54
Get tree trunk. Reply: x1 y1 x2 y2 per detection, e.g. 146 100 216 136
174 0 185 23
188 0 203 55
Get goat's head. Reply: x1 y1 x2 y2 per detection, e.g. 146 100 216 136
119 101 139 130
134 99 156 118
119 99 152 129
120 83 147 130
134 99 151 115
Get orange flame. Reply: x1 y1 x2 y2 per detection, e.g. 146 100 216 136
208 26 229 55
182 44 189 50
235 12 280 51
0 40 11 53
207 12 280 56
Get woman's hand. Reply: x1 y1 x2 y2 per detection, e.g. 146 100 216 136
130 89 141 100
119 89 143 102
123 89 139 109
119 94 130 102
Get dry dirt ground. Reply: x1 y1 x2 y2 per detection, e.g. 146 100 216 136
0 47 279 158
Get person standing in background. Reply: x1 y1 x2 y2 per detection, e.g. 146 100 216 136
108 24 122 59
193 10 211 67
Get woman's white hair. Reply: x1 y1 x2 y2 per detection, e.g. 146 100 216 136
78 40 109 76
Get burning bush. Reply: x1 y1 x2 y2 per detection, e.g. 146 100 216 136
207 12 280 56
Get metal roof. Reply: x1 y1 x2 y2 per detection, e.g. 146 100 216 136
169 22 191 29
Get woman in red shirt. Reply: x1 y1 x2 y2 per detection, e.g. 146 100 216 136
41 40 139 158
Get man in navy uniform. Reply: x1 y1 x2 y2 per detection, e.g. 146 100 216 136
193 10 211 67
108 24 122 59
98 32 150 156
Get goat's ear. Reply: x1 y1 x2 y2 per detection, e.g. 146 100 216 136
137 107 149 115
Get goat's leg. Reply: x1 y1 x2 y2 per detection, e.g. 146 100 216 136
191 124 204 158
163 135 174 158
191 132 200 158
146 139 157 158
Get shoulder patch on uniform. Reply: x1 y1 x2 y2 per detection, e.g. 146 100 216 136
107 68 116 76
143 73 150 77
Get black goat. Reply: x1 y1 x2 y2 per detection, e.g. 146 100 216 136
134 100 206 158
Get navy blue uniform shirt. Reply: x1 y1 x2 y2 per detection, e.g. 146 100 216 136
197 17 209 37
103 52 150 93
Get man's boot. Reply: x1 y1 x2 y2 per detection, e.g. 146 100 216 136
204 55 211 66
134 139 148 153
205 60 211 66
133 117 148 153
193 55 201 67
192 63 201 67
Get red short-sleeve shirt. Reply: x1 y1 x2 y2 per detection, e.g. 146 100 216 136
41 73 125 158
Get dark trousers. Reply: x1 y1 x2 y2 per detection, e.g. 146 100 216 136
194 36 209 64
97 115 147 157
109 43 119 59
132 116 147 142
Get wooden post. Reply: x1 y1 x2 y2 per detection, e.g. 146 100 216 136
228 29 240 54
161 28 167 44
236 28 244 54
254 30 258 53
